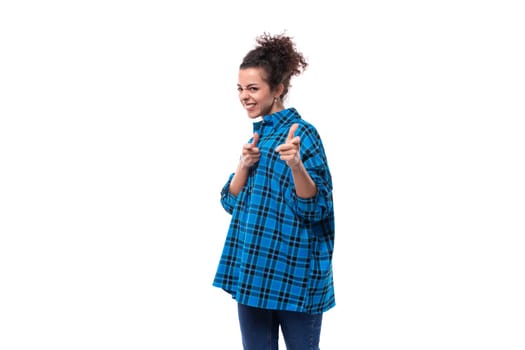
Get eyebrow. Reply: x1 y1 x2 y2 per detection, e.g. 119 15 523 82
237 83 259 88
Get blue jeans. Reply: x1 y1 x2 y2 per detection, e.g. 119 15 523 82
237 303 323 350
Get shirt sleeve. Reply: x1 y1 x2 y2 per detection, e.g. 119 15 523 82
220 173 237 214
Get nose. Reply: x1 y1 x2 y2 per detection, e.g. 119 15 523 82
239 89 250 101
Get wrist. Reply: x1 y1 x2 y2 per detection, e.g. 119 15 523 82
238 160 252 172
287 160 303 171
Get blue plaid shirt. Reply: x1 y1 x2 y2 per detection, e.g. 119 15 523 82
213 108 335 314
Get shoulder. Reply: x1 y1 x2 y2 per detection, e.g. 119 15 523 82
294 114 322 143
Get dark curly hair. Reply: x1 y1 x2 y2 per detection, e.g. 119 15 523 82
240 32 308 100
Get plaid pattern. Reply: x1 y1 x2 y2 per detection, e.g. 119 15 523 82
213 108 335 314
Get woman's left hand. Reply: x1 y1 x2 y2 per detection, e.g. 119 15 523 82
275 123 301 168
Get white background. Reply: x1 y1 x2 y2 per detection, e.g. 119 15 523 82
1 1 524 349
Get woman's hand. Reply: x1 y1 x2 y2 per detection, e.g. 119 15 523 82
240 132 260 169
275 123 301 168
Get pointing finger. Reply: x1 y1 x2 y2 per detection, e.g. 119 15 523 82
289 136 300 145
251 132 259 146
286 123 299 142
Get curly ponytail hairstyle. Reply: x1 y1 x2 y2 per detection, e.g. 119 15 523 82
240 32 308 100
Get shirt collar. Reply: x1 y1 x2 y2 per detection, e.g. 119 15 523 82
252 108 300 129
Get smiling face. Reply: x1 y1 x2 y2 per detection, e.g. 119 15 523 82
238 67 283 119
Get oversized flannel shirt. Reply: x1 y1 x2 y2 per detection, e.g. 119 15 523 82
213 108 335 314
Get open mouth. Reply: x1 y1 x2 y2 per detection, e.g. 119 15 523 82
244 102 256 111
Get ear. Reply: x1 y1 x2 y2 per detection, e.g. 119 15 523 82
274 83 285 98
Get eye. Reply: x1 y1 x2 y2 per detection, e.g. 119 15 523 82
249 87 258 92
237 87 243 92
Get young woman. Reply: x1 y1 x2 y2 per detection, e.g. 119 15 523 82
213 32 336 350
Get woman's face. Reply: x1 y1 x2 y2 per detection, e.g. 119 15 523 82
238 67 281 119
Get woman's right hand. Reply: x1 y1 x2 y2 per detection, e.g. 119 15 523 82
239 132 260 169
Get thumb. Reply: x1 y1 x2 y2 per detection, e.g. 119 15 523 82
287 123 299 142
251 132 259 146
